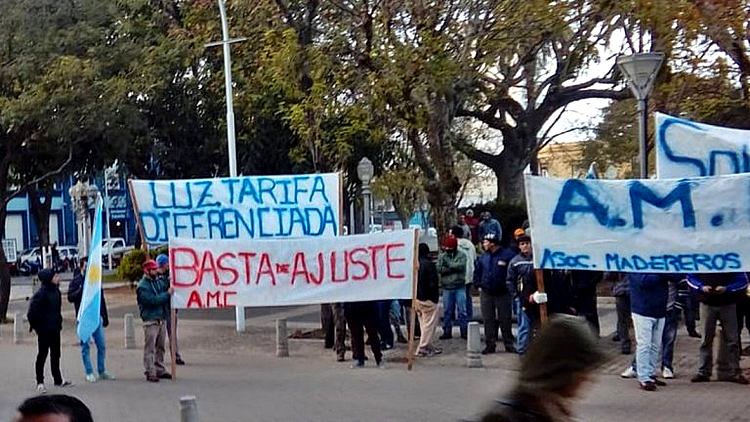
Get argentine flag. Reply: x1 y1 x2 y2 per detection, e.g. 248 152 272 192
77 198 104 342
585 162 599 179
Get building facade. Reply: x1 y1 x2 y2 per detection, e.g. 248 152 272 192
3 170 138 256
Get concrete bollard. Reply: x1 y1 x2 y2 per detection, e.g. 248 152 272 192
124 313 136 349
180 395 199 422
13 312 22 344
466 322 482 368
276 318 289 357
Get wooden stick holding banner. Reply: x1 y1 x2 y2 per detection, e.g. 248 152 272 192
170 308 177 380
534 269 548 325
407 229 419 371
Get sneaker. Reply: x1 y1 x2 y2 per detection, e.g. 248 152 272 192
36 383 47 394
336 355 346 362
662 368 674 379
176 358 186 366
620 367 637 379
98 372 115 381
350 360 365 369
54 380 73 387
481 346 496 355
146 375 159 383
431 346 443 355
691 374 711 383
639 381 656 391
416 349 429 357
376 361 386 369
157 372 172 380
85 374 97 383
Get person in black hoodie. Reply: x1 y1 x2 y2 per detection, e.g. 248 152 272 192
415 243 441 357
571 270 603 337
27 268 72 393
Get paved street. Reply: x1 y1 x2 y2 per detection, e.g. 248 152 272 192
1 291 749 421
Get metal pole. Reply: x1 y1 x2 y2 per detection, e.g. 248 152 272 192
638 98 648 179
218 0 238 178
216 0 244 332
362 184 371 234
104 172 112 271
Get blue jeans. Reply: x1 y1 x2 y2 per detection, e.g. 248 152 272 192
81 321 106 376
442 288 467 336
376 300 394 347
632 313 665 384
515 298 531 354
465 284 474 321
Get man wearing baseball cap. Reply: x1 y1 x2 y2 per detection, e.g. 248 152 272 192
475 233 517 354
156 254 184 365
437 234 468 339
136 259 174 382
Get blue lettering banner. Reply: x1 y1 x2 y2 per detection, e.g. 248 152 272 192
656 113 750 178
525 174 750 273
130 173 341 245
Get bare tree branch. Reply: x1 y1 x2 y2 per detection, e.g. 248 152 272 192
3 147 73 207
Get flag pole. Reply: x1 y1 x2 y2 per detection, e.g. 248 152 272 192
407 229 419 371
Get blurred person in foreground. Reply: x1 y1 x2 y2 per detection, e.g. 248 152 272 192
15 394 93 422
476 316 606 422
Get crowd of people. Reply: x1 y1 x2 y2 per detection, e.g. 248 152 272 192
26 253 183 391
22 208 750 410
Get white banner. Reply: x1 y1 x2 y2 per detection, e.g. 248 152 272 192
525 174 750 273
168 230 416 308
130 173 341 245
656 113 750 178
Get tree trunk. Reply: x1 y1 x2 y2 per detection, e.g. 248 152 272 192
494 154 528 205
0 207 10 322
28 186 54 247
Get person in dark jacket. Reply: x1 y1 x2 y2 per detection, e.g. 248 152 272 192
477 316 606 422
67 258 113 382
27 269 72 393
345 300 384 368
687 272 749 384
627 272 677 391
155 254 185 365
611 272 632 354
570 270 602 337
475 233 516 354
415 243 441 357
136 259 173 382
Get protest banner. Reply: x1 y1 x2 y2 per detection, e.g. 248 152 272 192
129 173 341 245
168 230 416 309
655 113 750 178
525 173 750 273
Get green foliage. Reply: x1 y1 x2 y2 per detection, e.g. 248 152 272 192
117 249 147 284
150 246 169 260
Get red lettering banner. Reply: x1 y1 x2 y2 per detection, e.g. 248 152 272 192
168 230 416 309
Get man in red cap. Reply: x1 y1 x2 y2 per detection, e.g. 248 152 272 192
136 259 174 382
437 234 468 339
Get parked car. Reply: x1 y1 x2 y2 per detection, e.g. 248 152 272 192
102 237 134 267
19 247 41 267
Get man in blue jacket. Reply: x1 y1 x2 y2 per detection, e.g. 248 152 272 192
475 233 516 354
628 272 677 391
687 272 749 384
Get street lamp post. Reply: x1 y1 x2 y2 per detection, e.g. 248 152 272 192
68 181 100 258
357 158 374 234
206 0 247 333
616 52 665 179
